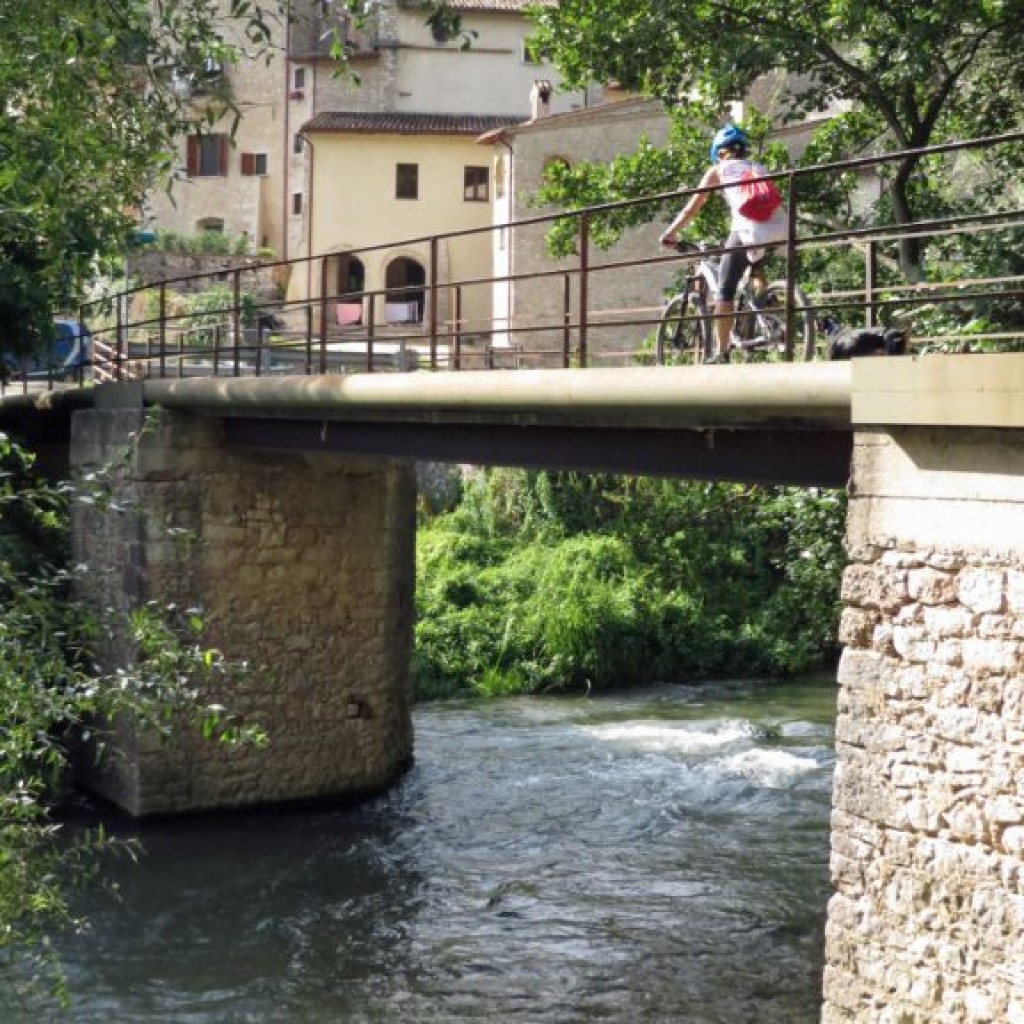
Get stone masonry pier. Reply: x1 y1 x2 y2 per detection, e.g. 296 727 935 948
824 355 1024 1023
70 403 416 817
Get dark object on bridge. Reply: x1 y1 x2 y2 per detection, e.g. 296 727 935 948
258 311 285 331
828 327 908 360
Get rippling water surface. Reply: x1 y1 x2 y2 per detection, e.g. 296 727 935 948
29 678 836 1023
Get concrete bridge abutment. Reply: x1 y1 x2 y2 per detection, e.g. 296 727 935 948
70 403 416 817
824 419 1024 1022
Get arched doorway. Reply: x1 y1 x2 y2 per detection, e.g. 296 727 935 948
329 251 366 327
385 257 425 323
335 253 365 299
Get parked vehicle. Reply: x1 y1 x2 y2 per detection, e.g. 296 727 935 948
3 317 92 381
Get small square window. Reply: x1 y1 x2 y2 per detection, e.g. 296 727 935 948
396 163 419 200
464 166 489 202
292 192 303 215
293 133 304 155
294 68 306 90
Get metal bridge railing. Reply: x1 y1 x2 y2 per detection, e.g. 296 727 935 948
10 131 1023 393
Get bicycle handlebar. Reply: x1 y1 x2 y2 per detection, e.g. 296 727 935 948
664 239 707 255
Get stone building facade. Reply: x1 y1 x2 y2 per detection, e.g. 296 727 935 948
143 0 588 289
483 95 676 365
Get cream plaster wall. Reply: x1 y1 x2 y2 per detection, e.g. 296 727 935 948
306 132 495 330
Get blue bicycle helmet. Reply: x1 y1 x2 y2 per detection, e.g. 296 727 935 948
710 124 749 161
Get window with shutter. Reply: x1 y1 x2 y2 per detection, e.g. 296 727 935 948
187 134 229 177
239 153 267 176
186 135 200 176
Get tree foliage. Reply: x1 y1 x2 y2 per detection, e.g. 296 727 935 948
0 0 287 360
414 470 847 699
528 0 1024 280
0 436 260 1002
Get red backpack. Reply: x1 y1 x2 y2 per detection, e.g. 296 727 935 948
736 167 783 221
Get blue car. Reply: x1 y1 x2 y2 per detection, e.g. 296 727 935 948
4 318 92 381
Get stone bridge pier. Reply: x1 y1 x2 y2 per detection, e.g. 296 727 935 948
70 402 416 817
825 420 1024 1022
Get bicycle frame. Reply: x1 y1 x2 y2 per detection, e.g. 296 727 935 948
657 241 815 363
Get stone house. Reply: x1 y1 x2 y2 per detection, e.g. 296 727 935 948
481 93 676 365
480 82 856 366
142 0 591 308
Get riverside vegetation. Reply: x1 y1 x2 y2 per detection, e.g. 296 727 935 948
414 469 847 700
0 431 260 1007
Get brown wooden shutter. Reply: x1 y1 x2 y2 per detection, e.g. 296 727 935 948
240 152 256 176
186 135 199 176
218 136 229 176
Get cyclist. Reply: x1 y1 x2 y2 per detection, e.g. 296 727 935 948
659 124 788 362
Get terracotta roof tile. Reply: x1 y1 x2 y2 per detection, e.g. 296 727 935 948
303 111 522 136
448 0 555 10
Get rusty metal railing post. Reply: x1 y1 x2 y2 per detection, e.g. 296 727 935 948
429 235 439 370
255 316 264 377
784 171 799 361
865 239 878 328
367 294 376 373
304 303 313 375
231 268 242 376
365 298 373 372
156 283 167 378
578 211 590 367
318 257 329 374
115 295 124 381
453 285 463 370
562 273 572 368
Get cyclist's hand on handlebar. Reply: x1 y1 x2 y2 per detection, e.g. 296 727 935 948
661 234 699 254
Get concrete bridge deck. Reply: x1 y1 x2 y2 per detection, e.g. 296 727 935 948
4 353 1022 487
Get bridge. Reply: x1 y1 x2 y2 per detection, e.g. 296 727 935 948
3 133 1024 1023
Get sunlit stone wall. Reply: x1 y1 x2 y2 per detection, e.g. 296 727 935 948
824 428 1024 1023
70 404 416 817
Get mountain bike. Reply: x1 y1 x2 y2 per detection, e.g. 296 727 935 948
656 241 816 364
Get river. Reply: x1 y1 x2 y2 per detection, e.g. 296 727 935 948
27 677 836 1023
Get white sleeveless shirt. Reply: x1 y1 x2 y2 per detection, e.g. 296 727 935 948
717 158 788 254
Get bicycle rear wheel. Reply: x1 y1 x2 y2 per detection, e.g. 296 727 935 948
656 289 711 365
742 282 816 361
737 280 815 360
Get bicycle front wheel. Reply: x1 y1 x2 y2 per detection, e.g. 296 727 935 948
656 290 710 365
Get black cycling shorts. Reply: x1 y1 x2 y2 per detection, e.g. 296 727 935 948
716 232 766 302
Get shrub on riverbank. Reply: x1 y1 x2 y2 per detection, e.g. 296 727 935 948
0 431 258 1006
413 471 846 699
